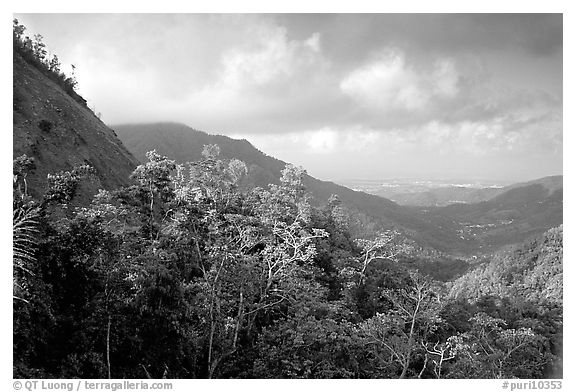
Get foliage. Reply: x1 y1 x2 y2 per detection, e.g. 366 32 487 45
13 155 40 303
358 272 443 378
13 205 40 303
447 313 551 378
13 147 563 379
449 226 563 306
44 165 94 205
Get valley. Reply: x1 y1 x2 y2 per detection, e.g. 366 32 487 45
12 15 563 381
113 122 563 256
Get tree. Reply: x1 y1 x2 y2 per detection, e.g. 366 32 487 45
44 164 94 205
13 20 82 98
359 272 443 378
130 150 176 238
190 159 327 378
12 140 562 379
448 313 546 378
354 230 415 285
13 18 26 41
252 314 363 378
48 54 61 74
421 339 456 378
32 34 47 63
13 155 35 203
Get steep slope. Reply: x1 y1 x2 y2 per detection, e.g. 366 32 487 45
114 122 462 251
13 51 139 201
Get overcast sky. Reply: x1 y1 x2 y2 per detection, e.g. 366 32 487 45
14 13 562 182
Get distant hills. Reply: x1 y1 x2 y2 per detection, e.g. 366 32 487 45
113 122 562 255
13 51 138 202
388 186 505 206
342 176 562 207
421 177 563 252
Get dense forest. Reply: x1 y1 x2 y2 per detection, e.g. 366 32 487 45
13 147 563 379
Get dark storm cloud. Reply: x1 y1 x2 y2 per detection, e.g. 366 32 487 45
275 14 562 63
14 13 562 181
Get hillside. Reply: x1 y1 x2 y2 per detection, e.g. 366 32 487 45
112 122 284 189
448 225 563 305
113 123 562 255
372 176 562 207
13 51 139 202
114 122 466 251
425 179 563 251
386 186 505 206
508 175 563 195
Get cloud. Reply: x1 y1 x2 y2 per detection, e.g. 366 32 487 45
71 17 331 130
340 49 425 111
237 109 561 180
305 127 338 154
169 26 332 133
340 49 462 114
15 13 562 181
218 28 321 90
433 59 460 97
279 14 562 63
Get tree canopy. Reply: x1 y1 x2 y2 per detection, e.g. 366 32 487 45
13 147 562 379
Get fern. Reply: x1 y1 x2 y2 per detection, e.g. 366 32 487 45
13 205 40 302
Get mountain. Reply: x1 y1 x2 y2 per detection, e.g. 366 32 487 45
113 122 562 255
387 186 505 206
111 122 284 189
342 176 561 208
113 122 464 251
503 175 563 195
424 177 563 252
385 176 562 207
13 51 139 202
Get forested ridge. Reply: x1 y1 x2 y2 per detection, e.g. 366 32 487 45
13 148 562 379
114 122 563 255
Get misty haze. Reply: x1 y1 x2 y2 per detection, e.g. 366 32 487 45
13 13 562 381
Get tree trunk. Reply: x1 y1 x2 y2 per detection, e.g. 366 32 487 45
399 361 409 379
418 353 428 378
207 318 216 378
399 292 422 379
106 314 112 379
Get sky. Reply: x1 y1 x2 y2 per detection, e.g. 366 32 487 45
14 13 563 182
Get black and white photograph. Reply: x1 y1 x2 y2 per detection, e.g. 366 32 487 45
11 9 564 385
